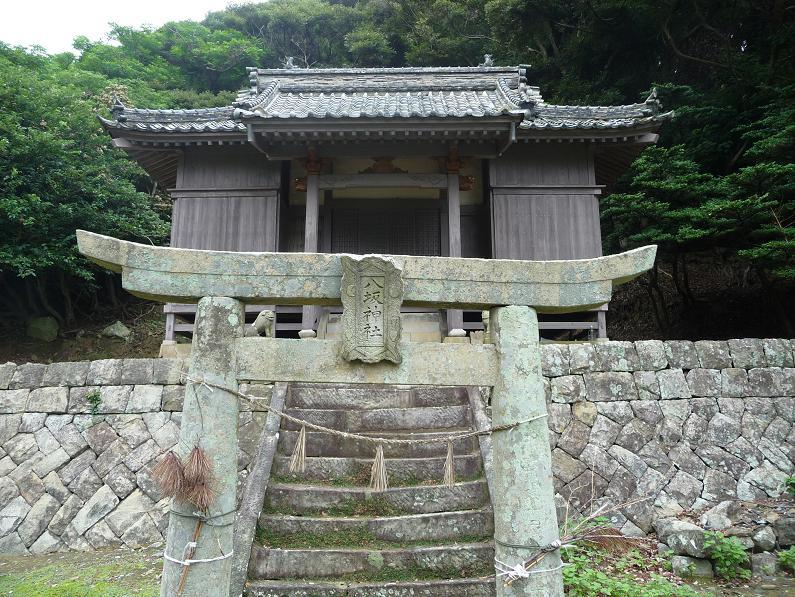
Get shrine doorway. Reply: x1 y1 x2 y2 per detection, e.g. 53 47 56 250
323 198 446 257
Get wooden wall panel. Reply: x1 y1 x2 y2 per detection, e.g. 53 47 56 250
489 143 602 260
489 144 594 188
171 194 279 251
490 194 601 260
177 146 281 190
171 146 283 252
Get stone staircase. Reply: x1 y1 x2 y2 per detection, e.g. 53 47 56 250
246 383 496 596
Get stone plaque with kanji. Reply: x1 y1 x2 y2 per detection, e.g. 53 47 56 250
340 255 403 364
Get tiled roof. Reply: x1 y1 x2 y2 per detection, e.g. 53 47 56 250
100 66 669 135
521 102 667 130
99 104 244 133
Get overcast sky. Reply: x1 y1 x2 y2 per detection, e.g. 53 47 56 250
0 0 257 54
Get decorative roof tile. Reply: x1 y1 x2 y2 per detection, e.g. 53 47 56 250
100 66 669 135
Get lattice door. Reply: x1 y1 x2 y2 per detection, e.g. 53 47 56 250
330 204 441 256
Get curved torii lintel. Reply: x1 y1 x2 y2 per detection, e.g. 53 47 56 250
76 230 655 313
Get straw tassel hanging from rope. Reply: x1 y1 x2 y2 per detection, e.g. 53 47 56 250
181 446 216 512
151 444 217 597
152 450 185 498
369 444 388 492
442 440 456 487
289 425 307 474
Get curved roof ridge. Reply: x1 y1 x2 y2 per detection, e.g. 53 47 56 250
540 100 656 112
248 65 520 76
234 80 280 110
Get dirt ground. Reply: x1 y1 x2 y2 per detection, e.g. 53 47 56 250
0 303 166 365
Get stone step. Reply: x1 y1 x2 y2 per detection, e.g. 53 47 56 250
264 480 490 515
246 578 495 596
258 509 493 543
278 429 478 459
283 405 471 432
288 384 468 410
272 453 482 484
249 543 494 580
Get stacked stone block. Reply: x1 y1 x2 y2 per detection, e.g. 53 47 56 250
0 358 271 555
539 339 794 537
1 338 793 553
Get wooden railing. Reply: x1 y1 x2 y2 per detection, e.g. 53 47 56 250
164 305 608 340
164 304 304 341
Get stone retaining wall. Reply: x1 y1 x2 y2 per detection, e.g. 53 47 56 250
0 358 271 554
0 338 793 553
536 338 794 537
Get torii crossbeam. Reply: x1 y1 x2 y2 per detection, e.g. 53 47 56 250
77 230 655 597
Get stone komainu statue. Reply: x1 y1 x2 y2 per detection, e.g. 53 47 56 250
245 310 275 337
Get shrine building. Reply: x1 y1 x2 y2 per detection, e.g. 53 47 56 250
99 63 670 351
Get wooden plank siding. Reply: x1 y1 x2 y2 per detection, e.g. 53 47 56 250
170 146 283 252
175 146 281 191
488 143 607 337
490 194 601 260
171 194 279 252
489 144 603 260
166 146 285 338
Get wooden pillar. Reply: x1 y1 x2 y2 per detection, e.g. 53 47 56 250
161 296 243 597
491 306 563 596
446 151 464 333
302 152 321 334
597 306 607 339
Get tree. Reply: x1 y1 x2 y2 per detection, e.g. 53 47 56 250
0 44 169 324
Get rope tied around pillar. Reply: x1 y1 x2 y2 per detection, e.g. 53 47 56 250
494 539 566 584
169 507 237 527
164 534 233 574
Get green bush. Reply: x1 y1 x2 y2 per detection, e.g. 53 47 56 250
703 531 751 581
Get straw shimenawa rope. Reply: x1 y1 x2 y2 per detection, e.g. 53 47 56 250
369 444 388 492
442 440 456 488
186 374 547 491
186 374 545 446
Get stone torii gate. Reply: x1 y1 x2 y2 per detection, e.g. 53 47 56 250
77 230 655 597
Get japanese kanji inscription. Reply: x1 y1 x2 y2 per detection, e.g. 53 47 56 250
340 255 403 364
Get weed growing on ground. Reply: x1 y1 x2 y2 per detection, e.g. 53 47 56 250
270 471 483 488
562 544 705 597
0 551 158 596
255 524 489 549
262 495 405 517
703 531 751 581
779 546 795 573
289 561 493 583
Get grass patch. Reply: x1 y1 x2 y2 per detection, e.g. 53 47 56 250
0 549 159 596
255 525 491 550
